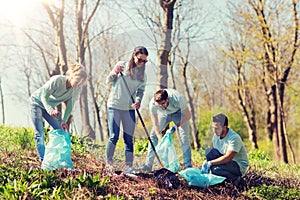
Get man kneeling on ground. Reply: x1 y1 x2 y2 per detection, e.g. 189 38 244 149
201 113 249 186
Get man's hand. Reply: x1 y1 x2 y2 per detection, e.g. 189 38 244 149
166 125 176 134
157 133 163 141
61 123 69 131
200 160 212 174
114 65 124 74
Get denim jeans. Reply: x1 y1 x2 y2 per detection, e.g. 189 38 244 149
205 148 242 181
30 104 62 161
145 109 192 169
106 108 136 166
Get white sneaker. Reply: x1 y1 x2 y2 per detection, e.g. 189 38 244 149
124 166 134 174
106 163 114 172
139 164 152 172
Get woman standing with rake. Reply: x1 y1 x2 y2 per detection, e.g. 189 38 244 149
106 46 149 173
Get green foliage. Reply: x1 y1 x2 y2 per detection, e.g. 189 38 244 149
0 166 61 199
66 172 110 196
249 149 271 161
134 138 148 155
71 135 88 156
247 149 300 200
248 150 300 180
227 112 247 139
247 185 300 200
196 110 215 147
0 164 111 199
193 148 206 166
71 135 98 156
0 126 113 199
0 126 35 151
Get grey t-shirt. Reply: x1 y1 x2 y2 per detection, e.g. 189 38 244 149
212 128 249 175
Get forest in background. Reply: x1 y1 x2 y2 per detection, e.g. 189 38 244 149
0 0 299 164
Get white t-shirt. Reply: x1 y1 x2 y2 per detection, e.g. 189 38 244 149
212 128 249 175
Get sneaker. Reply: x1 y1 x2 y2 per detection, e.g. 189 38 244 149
232 176 241 187
139 164 152 172
124 166 134 174
106 163 114 172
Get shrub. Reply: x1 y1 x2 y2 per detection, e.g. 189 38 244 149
247 185 300 200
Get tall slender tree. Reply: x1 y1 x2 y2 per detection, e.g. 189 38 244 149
157 0 177 89
75 0 101 140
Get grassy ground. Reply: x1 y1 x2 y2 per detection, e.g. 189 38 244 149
0 126 300 199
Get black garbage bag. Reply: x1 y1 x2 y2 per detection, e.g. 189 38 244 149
154 168 180 189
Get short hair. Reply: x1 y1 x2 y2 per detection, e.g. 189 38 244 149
154 89 168 102
212 113 228 127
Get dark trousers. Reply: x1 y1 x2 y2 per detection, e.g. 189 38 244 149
205 148 242 181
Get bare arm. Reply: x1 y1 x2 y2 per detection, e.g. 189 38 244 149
176 107 192 127
150 113 163 140
210 150 237 165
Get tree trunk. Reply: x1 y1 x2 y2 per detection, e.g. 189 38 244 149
86 40 104 142
277 66 292 163
42 1 68 76
80 86 96 139
182 63 200 150
94 101 104 141
157 0 176 89
0 78 5 125
75 0 100 140
268 86 281 161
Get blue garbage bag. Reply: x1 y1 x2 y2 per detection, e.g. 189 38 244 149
41 129 73 170
156 126 181 173
179 168 226 188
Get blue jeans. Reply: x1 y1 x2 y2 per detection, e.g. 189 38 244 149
145 110 192 169
106 108 136 166
205 148 242 181
30 104 62 161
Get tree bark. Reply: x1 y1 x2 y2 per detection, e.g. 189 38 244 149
157 0 176 89
75 0 100 140
181 64 200 150
0 78 5 125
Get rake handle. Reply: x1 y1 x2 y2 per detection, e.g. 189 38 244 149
120 72 164 168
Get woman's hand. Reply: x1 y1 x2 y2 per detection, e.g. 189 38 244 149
61 123 69 131
50 110 59 117
131 102 141 109
114 65 124 74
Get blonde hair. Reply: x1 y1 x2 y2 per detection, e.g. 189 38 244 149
66 63 88 86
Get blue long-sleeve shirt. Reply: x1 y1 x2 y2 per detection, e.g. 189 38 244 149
30 75 80 123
